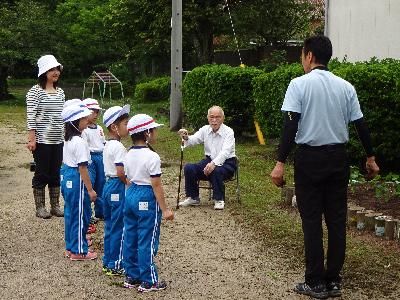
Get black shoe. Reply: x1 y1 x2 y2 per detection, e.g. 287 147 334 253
123 276 141 289
327 281 342 297
294 282 328 299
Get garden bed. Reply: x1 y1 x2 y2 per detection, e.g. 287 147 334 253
348 184 400 219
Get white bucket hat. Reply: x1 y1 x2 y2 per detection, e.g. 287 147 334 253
103 105 131 128
61 104 92 123
82 98 103 110
37 55 63 77
63 99 83 109
127 114 163 135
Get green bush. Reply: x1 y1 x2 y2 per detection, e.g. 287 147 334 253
182 64 262 134
134 76 170 102
333 62 400 171
253 63 303 139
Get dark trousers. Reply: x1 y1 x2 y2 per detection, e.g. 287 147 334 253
32 143 63 189
184 157 237 201
294 145 349 286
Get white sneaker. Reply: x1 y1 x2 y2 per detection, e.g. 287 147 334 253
178 197 200 207
214 200 225 210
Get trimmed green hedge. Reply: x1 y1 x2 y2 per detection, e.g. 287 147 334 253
134 76 170 102
253 60 400 171
333 63 400 171
182 64 262 134
253 63 303 139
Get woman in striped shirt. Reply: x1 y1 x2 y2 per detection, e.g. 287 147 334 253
26 55 65 219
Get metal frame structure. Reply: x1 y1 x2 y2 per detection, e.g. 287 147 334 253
83 70 124 103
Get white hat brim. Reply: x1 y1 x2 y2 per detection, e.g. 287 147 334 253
104 104 130 127
38 62 63 77
63 109 91 123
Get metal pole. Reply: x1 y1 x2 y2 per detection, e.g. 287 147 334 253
324 0 329 37
170 0 183 131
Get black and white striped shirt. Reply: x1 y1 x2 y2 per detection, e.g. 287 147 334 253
26 85 65 144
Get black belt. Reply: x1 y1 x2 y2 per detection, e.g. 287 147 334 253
298 143 345 150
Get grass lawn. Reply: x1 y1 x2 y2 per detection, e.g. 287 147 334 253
1 86 400 297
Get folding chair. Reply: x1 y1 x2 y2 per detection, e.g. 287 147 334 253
198 157 241 203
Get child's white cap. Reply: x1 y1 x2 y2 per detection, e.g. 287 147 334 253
127 114 163 135
82 98 103 110
103 105 131 128
63 99 83 109
61 104 92 123
37 55 63 77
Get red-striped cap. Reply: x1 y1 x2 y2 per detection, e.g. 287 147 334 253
82 98 102 110
127 114 163 135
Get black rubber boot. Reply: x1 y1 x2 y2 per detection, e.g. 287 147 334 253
49 186 64 217
34 188 51 219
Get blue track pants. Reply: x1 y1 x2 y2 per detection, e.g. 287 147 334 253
61 166 91 254
102 177 125 270
184 157 237 200
123 184 162 284
89 152 105 218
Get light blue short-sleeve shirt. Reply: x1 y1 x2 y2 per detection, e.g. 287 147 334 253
281 69 363 146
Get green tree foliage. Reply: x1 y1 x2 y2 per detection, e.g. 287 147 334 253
55 0 120 77
0 0 58 100
233 0 314 46
106 0 229 69
106 0 171 77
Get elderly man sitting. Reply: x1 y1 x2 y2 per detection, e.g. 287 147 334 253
178 106 237 210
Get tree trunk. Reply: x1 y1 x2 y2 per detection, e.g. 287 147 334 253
194 20 214 64
0 66 10 101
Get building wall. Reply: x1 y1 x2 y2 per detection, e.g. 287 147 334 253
327 0 400 62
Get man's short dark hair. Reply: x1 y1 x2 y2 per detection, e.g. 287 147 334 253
303 35 332 66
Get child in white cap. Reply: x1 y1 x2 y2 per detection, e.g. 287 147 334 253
61 104 98 261
81 98 106 222
101 105 130 276
123 114 174 292
60 99 85 243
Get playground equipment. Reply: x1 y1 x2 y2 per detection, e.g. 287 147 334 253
83 70 124 103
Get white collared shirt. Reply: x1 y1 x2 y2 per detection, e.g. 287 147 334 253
103 140 126 177
63 136 91 167
125 146 162 185
282 69 363 146
81 124 106 152
184 123 236 166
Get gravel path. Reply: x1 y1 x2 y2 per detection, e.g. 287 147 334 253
0 125 380 299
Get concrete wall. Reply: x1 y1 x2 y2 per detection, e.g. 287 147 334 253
326 0 400 62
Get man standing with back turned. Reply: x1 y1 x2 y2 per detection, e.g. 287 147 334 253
270 35 379 299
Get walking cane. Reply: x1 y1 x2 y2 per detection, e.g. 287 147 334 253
176 140 184 209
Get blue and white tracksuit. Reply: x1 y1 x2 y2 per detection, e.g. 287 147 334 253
89 152 105 218
102 177 125 270
102 139 127 270
62 136 92 255
123 146 163 284
123 183 162 284
62 166 91 254
82 125 106 218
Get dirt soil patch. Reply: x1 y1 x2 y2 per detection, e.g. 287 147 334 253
348 185 400 219
0 125 393 299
